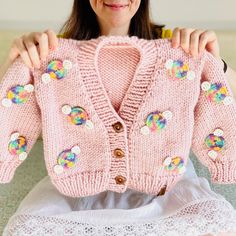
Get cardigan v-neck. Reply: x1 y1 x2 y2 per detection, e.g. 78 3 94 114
97 46 140 113
76 35 160 134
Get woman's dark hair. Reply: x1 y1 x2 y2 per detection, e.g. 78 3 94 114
59 0 165 40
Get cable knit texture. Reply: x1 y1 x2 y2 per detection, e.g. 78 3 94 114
0 35 236 198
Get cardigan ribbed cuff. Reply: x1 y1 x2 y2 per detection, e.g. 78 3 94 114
0 161 18 183
209 160 236 184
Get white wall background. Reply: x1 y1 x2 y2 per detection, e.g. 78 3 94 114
0 0 235 31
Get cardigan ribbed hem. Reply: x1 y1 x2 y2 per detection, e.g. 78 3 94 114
129 172 184 196
52 170 183 197
51 170 111 197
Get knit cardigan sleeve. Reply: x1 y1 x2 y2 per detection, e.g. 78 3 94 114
0 57 42 183
191 50 236 184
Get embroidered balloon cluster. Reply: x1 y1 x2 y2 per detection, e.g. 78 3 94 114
1 59 94 171
164 56 235 162
201 80 234 161
1 82 35 161
40 59 94 174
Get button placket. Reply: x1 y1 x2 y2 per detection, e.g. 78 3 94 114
115 175 127 185
111 121 128 187
113 148 125 158
78 37 157 192
112 121 124 133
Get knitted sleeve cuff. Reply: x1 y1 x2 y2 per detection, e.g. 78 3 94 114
208 160 236 184
0 161 19 183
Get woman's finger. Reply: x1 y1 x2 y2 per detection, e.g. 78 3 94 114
13 37 33 69
8 41 20 63
189 29 204 57
23 35 41 68
180 28 194 53
34 32 49 60
199 30 217 55
171 27 181 48
44 29 58 51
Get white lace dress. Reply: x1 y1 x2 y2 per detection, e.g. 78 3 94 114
3 157 236 236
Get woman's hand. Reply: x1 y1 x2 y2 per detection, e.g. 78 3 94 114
7 29 58 69
171 27 236 98
171 28 221 59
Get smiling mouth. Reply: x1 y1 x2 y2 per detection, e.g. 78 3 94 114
104 3 129 9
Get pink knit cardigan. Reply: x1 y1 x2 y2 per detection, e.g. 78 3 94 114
0 35 236 197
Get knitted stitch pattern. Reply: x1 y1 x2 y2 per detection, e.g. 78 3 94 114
0 35 236 198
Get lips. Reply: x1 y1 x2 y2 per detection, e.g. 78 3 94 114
104 3 128 8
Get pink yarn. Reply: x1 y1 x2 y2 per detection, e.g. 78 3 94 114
0 35 236 198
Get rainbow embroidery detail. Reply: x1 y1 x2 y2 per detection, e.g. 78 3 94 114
204 128 225 161
1 84 34 107
163 156 186 174
41 59 73 84
53 145 81 174
165 59 195 80
8 132 28 161
201 81 234 105
140 110 172 135
61 104 94 129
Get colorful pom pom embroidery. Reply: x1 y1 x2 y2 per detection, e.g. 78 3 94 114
162 156 186 174
41 59 73 84
204 128 225 161
61 104 94 129
140 110 172 135
8 132 28 161
201 81 234 105
1 84 34 108
165 59 195 81
53 145 81 174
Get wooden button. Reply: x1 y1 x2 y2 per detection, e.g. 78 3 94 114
112 122 124 133
113 148 125 158
115 175 126 185
156 185 167 196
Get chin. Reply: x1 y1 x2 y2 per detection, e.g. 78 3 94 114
106 16 129 27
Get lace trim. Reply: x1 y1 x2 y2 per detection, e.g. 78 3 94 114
3 199 236 236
